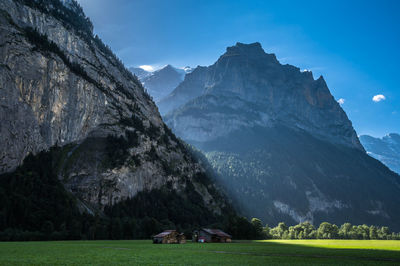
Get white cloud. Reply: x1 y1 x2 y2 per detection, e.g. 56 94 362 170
337 98 345 105
139 65 154 72
372 94 386 102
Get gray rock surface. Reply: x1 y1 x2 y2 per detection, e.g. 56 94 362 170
0 0 225 213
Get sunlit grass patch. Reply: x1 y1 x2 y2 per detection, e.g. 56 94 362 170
260 239 400 251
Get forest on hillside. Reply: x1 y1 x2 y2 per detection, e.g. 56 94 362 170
0 147 398 242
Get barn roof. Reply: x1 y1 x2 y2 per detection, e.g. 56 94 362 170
153 230 176 238
202 228 232 238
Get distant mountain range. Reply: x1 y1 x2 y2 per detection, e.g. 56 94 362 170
159 42 400 230
129 65 192 102
360 134 400 174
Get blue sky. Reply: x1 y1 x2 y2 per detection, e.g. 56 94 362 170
77 0 399 137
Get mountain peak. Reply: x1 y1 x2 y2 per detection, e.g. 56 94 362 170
235 41 262 48
226 42 264 54
224 42 278 64
140 64 185 102
163 64 175 70
316 75 327 85
161 41 362 150
155 64 180 75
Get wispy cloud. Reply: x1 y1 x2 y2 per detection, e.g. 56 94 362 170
337 98 345 105
372 94 386 102
139 65 154 72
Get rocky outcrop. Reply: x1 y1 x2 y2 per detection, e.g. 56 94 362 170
360 133 400 174
0 0 227 213
160 42 400 230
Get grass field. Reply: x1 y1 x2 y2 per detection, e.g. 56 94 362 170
0 239 399 265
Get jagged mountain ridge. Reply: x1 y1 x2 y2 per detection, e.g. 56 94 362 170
161 42 400 230
0 0 229 216
360 133 400 174
139 65 185 102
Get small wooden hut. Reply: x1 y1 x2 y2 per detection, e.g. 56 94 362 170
192 228 232 243
153 230 186 244
177 233 186 244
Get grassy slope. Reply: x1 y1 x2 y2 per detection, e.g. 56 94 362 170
0 240 399 265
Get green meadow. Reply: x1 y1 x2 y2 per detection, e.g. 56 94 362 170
0 240 399 265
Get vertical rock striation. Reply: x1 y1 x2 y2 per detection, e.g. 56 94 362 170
0 0 228 214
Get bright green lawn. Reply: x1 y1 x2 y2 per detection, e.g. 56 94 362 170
264 239 400 251
0 239 399 265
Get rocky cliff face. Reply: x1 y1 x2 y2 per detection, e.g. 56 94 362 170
161 42 362 150
161 42 400 230
0 0 226 213
360 133 400 174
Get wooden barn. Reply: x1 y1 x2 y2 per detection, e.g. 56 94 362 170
192 228 232 243
153 230 186 244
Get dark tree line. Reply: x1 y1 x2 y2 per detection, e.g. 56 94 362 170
256 221 400 240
